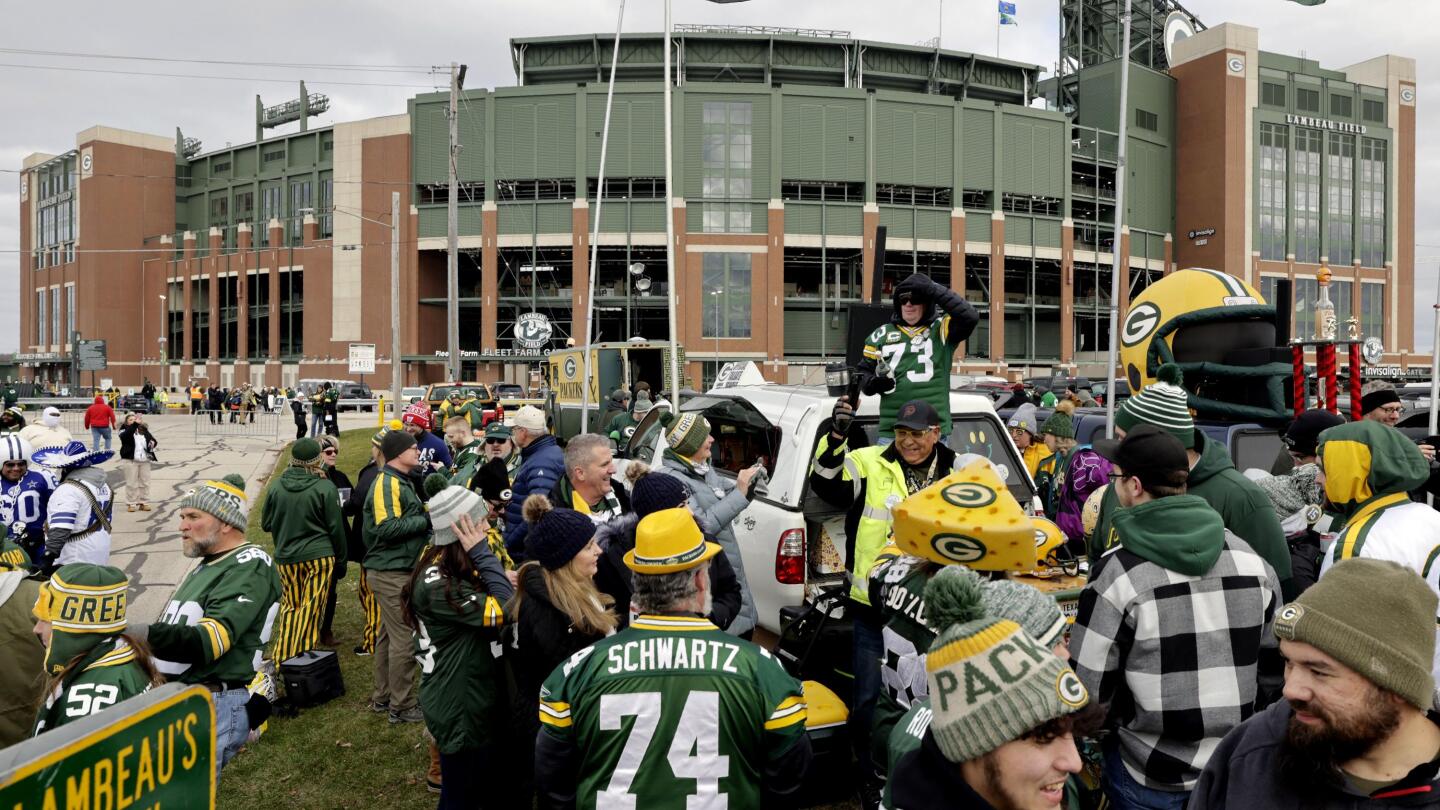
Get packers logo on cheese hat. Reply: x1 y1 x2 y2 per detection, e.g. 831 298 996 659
891 460 1035 572
626 508 722 574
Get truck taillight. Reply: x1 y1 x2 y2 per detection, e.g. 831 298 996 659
775 528 805 585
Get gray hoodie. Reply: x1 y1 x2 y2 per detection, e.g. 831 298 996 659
657 451 758 636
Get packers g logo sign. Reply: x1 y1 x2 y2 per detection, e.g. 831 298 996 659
1121 302 1161 347
931 533 987 563
940 483 996 509
1057 670 1088 707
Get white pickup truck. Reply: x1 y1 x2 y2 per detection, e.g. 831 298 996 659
622 385 1034 634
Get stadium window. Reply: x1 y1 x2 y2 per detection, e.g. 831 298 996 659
1326 134 1354 266
1258 123 1288 261
1135 109 1159 132
701 101 753 233
1293 128 1321 264
1296 88 1320 114
702 253 752 338
1357 137 1386 267
1362 99 1385 123
1262 83 1286 108
1330 94 1353 118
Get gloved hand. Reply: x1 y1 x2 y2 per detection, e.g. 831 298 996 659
894 273 935 304
862 375 896 396
832 397 855 436
334 559 349 582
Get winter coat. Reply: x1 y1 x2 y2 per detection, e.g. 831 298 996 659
82 397 115 430
0 572 45 748
261 467 346 565
17 421 71 451
118 423 158 462
361 465 430 572
1187 431 1295 600
324 467 358 572
658 451 758 636
593 513 743 631
344 462 381 563
1190 700 1440 809
503 435 566 557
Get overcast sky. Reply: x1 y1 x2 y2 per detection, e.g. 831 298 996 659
3 0 1435 356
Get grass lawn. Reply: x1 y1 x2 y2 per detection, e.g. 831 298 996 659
218 428 434 810
219 428 861 809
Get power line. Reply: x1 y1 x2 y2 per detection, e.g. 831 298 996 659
0 62 433 88
0 46 434 73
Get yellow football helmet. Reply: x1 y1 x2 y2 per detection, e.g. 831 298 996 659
1120 268 1292 423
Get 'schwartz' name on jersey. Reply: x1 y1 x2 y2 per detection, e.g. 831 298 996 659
605 637 742 675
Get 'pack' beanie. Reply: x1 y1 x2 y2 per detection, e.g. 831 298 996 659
1115 364 1195 448
179 474 250 532
1274 557 1437 709
381 429 417 462
923 566 1088 764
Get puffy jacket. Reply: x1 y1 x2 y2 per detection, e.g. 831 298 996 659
503 435 566 557
361 465 430 572
82 397 115 430
261 466 346 565
657 451 758 636
593 512 742 631
809 434 960 607
1188 431 1295 600
1191 700 1440 809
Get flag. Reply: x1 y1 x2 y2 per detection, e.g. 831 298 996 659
999 1 1018 25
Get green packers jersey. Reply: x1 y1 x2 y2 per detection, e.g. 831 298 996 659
882 699 933 806
150 543 282 685
449 442 485 490
862 318 957 437
539 614 807 810
34 638 153 736
871 554 939 710
410 562 506 755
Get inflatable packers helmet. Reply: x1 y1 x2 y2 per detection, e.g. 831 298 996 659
1120 268 1292 424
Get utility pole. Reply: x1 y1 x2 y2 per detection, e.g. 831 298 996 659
1103 0 1133 439
447 62 465 383
391 191 403 420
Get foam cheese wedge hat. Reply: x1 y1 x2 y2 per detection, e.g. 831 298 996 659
891 459 1036 572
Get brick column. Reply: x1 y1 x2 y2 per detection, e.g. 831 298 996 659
1163 233 1174 275
201 230 219 381
861 203 880 302
481 203 499 380
269 219 285 366
228 228 247 378
950 209 967 361
989 214 1006 364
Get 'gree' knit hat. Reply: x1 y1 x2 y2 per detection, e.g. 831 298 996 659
923 566 1089 764
1274 557 1437 709
1115 364 1196 449
660 411 711 458
631 472 688 518
35 563 130 675
1039 410 1075 440
180 474 250 532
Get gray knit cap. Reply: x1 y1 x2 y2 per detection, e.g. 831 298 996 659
179 474 250 532
427 485 487 547
923 566 1088 764
982 575 1068 650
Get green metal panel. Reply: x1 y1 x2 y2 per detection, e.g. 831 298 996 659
916 209 949 240
418 206 446 238
781 96 865 182
878 206 913 237
783 203 863 235
598 201 665 232
494 96 576 179
966 214 992 243
1007 215 1033 245
499 204 535 235
235 146 257 177
875 99 952 187
413 101 449 185
289 136 318 168
1034 218 1061 248
686 205 704 233
963 108 995 190
586 94 664 178
535 202 573 233
1001 115 1064 198
1126 139 1171 235
783 309 848 354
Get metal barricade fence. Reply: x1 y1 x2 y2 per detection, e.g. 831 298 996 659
193 409 284 442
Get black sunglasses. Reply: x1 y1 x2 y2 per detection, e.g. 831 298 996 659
485 438 508 445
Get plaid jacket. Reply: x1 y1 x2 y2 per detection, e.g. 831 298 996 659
1070 531 1282 792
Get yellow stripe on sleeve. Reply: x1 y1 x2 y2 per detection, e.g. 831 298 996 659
388 476 402 521
483 596 504 627
373 474 391 523
198 618 232 659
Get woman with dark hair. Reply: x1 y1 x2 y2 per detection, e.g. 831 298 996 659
403 483 514 810
506 494 616 803
31 563 162 737
316 433 352 647
118 412 158 513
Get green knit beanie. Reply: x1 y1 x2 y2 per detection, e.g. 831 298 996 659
1115 364 1195 449
922 566 1089 764
290 437 323 470
1274 557 1437 709
37 563 129 675
661 411 712 458
1039 411 1075 440
179 474 250 532
982 575 1068 650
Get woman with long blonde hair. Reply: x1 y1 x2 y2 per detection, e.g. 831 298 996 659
505 493 616 803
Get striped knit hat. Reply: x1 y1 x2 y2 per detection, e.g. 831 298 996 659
34 563 129 675
923 566 1089 764
179 474 250 532
1115 364 1196 449
371 428 389 449
661 411 711 458
427 483 487 546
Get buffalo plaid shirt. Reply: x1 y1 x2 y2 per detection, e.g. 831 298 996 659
1070 531 1282 791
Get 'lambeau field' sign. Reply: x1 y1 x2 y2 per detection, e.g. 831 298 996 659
0 684 215 810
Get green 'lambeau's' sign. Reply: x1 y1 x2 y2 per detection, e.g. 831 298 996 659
0 683 215 810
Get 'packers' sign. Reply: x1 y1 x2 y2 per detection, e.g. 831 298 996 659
0 684 215 810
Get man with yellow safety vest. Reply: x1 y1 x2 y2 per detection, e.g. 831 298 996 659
808 396 961 806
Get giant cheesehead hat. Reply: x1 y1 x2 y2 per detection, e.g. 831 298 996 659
890 459 1039 572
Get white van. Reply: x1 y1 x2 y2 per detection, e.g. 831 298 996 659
623 386 1033 634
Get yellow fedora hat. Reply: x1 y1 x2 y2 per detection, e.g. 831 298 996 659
625 508 722 574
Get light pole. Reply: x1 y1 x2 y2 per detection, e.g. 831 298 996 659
710 288 723 386
307 192 404 420
158 294 167 387
1102 0 1133 439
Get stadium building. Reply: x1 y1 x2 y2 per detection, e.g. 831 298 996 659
15 4 1422 390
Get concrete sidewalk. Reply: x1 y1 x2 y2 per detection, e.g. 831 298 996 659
90 410 383 621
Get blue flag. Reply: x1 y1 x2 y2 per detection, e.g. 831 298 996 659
999 1 1018 25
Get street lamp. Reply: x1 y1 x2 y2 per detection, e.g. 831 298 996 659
158 294 168 374
302 193 404 420
710 288 723 385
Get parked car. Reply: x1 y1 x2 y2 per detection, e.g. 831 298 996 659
494 383 525 399
1091 379 1132 406
336 381 374 412
623 385 1033 634
423 382 497 425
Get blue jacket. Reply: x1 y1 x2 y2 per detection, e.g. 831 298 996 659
503 434 566 558
414 430 453 472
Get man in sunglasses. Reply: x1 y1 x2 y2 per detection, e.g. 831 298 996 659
481 422 520 482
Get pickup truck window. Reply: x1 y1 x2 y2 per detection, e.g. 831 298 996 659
628 397 780 477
